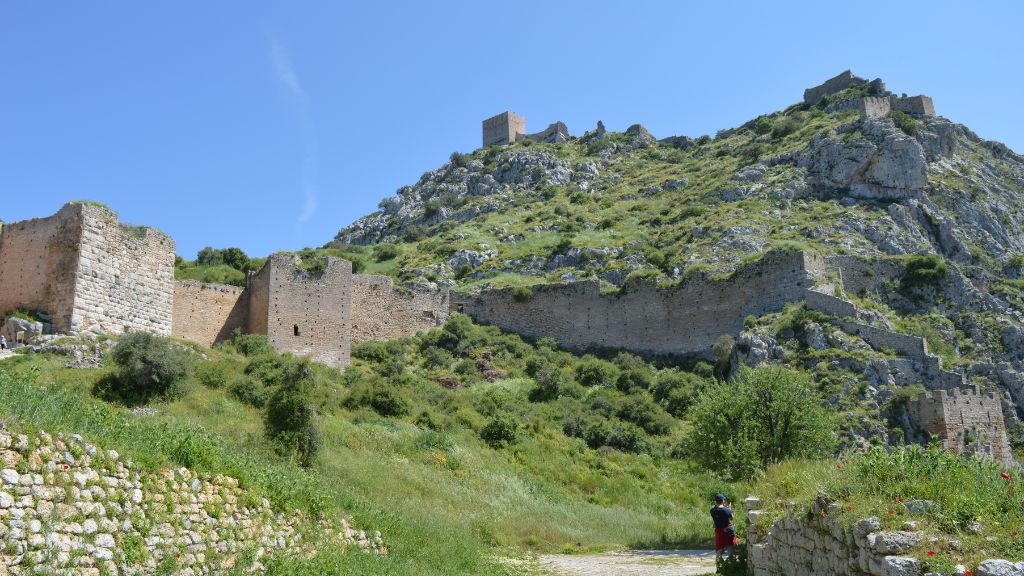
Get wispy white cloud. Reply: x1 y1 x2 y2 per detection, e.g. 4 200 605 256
267 33 318 225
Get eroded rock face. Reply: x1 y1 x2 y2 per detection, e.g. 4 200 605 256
797 118 927 199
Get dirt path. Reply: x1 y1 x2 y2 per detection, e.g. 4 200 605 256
538 549 717 576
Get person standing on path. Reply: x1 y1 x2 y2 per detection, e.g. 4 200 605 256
711 493 738 558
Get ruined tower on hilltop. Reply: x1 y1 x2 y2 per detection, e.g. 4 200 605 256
481 111 570 147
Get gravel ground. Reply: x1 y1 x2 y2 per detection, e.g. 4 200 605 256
539 549 718 576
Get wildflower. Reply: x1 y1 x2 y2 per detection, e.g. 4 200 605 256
927 551 936 557
888 509 896 515
1001 472 1012 481
821 513 828 519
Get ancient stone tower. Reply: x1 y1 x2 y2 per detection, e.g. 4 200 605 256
246 253 352 368
0 202 174 336
906 388 1015 466
482 111 526 147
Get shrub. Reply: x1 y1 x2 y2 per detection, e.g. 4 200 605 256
263 358 320 467
479 414 519 448
106 332 192 405
682 366 836 480
901 254 948 290
194 360 232 389
352 341 391 363
528 365 566 402
230 331 274 357
374 244 400 262
770 116 801 139
575 357 620 388
345 382 411 417
889 110 919 136
616 394 674 435
511 286 533 303
244 354 289 388
229 376 268 408
583 419 649 453
753 116 773 135
712 334 735 380
651 371 706 416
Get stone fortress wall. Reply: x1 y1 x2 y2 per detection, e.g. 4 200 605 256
351 274 451 342
906 388 1015 466
254 254 353 368
455 251 826 358
803 69 936 119
171 281 248 347
0 204 447 368
0 202 174 336
481 111 570 147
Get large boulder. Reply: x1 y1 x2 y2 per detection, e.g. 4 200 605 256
974 560 1024 576
797 118 928 199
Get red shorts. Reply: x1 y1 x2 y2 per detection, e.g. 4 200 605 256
715 527 739 550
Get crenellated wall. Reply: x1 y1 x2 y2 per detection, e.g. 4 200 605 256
455 251 825 358
906 388 1014 466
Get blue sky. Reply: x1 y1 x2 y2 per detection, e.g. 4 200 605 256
1 1 1021 258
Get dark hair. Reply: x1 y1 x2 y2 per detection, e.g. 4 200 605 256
715 493 726 503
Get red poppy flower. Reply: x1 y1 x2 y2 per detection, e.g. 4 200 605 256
821 513 828 519
1001 472 1012 481
927 551 936 557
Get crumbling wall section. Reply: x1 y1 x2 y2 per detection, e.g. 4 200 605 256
907 388 1015 466
0 204 82 332
172 281 248 347
456 251 820 357
891 95 936 116
350 275 449 342
803 70 864 105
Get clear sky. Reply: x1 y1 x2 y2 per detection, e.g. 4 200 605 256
1 1 1021 258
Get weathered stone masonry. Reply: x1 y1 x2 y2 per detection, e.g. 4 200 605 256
350 274 451 342
0 202 174 336
455 251 826 358
906 388 1014 467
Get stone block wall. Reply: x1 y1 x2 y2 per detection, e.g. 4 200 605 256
455 251 822 358
859 96 892 119
0 203 174 336
891 95 936 117
171 281 248 347
71 204 175 335
0 204 81 332
829 255 905 297
248 254 352 368
906 388 1015 466
482 111 526 147
803 70 864 105
350 275 449 342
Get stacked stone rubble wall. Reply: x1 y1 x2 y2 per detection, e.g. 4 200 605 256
171 281 247 347
350 275 449 342
0 427 383 575
456 251 821 357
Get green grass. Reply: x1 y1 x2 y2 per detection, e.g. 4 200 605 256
752 447 1024 569
0 319 749 574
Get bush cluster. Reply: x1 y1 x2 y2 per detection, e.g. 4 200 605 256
102 332 193 405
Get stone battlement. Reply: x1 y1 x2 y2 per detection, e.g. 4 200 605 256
805 70 936 118
906 386 1014 466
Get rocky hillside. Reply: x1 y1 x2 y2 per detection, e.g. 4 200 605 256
331 74 1024 454
333 83 1024 293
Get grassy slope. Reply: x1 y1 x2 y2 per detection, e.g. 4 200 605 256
0 320 742 575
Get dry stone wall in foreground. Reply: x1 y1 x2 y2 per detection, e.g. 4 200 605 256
0 427 384 575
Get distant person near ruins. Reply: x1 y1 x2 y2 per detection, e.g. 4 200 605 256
711 493 738 558
0 335 6 350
